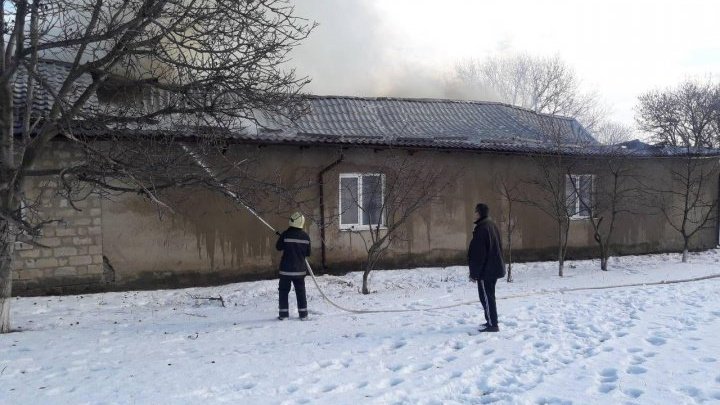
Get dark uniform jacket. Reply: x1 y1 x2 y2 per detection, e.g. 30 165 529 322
276 227 311 277
468 217 506 281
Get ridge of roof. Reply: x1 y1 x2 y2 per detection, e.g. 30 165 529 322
299 94 581 123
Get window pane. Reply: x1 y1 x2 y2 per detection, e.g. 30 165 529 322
578 175 592 217
362 175 383 225
340 177 359 225
565 175 577 217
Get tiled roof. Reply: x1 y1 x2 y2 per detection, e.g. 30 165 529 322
11 61 720 158
12 59 98 131
616 139 720 157
249 97 720 157
255 96 598 153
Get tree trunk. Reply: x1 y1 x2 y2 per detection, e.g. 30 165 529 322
681 236 690 263
0 219 15 334
558 224 564 277
361 269 370 295
506 227 513 282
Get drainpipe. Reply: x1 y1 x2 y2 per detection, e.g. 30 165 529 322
318 152 344 271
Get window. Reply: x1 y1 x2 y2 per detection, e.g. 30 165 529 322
566 174 594 219
339 173 385 229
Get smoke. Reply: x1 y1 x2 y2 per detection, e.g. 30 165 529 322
289 0 493 100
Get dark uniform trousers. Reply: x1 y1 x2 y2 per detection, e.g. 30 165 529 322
279 276 307 318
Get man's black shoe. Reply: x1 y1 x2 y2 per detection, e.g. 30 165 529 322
478 325 500 333
277 316 289 321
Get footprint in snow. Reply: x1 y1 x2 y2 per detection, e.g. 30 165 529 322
533 341 551 352
413 363 433 372
321 384 337 393
378 377 404 388
534 397 572 405
645 336 666 346
627 347 642 353
386 364 403 372
677 386 704 400
598 368 618 383
622 388 643 398
699 357 716 363
446 340 465 351
626 366 647 375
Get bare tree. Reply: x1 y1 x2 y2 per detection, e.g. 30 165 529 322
636 78 720 148
523 154 573 277
0 0 314 333
572 123 642 270
339 154 450 294
493 174 521 282
573 151 642 271
453 53 605 131
644 154 719 262
636 78 720 262
594 121 635 145
521 117 598 277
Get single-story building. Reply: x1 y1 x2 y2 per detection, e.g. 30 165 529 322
10 65 720 295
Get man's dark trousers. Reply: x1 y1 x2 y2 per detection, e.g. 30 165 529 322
279 276 308 318
477 278 498 327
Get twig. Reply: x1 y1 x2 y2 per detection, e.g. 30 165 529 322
182 313 208 318
187 294 226 307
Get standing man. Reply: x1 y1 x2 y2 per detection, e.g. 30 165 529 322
276 211 311 320
468 203 505 332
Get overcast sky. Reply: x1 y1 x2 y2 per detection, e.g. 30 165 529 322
289 0 720 130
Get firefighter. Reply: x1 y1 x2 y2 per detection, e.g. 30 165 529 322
276 211 311 320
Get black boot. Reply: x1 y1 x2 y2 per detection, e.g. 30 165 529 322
479 325 499 333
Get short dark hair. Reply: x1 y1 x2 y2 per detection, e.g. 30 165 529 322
475 203 489 218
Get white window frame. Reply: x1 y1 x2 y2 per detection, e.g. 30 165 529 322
567 174 595 220
339 173 386 230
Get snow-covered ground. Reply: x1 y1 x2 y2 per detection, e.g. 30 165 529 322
2 250 720 404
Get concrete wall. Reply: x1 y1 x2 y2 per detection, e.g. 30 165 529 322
13 142 720 294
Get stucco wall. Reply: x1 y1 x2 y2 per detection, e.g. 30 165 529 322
100 145 719 290
13 142 720 293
